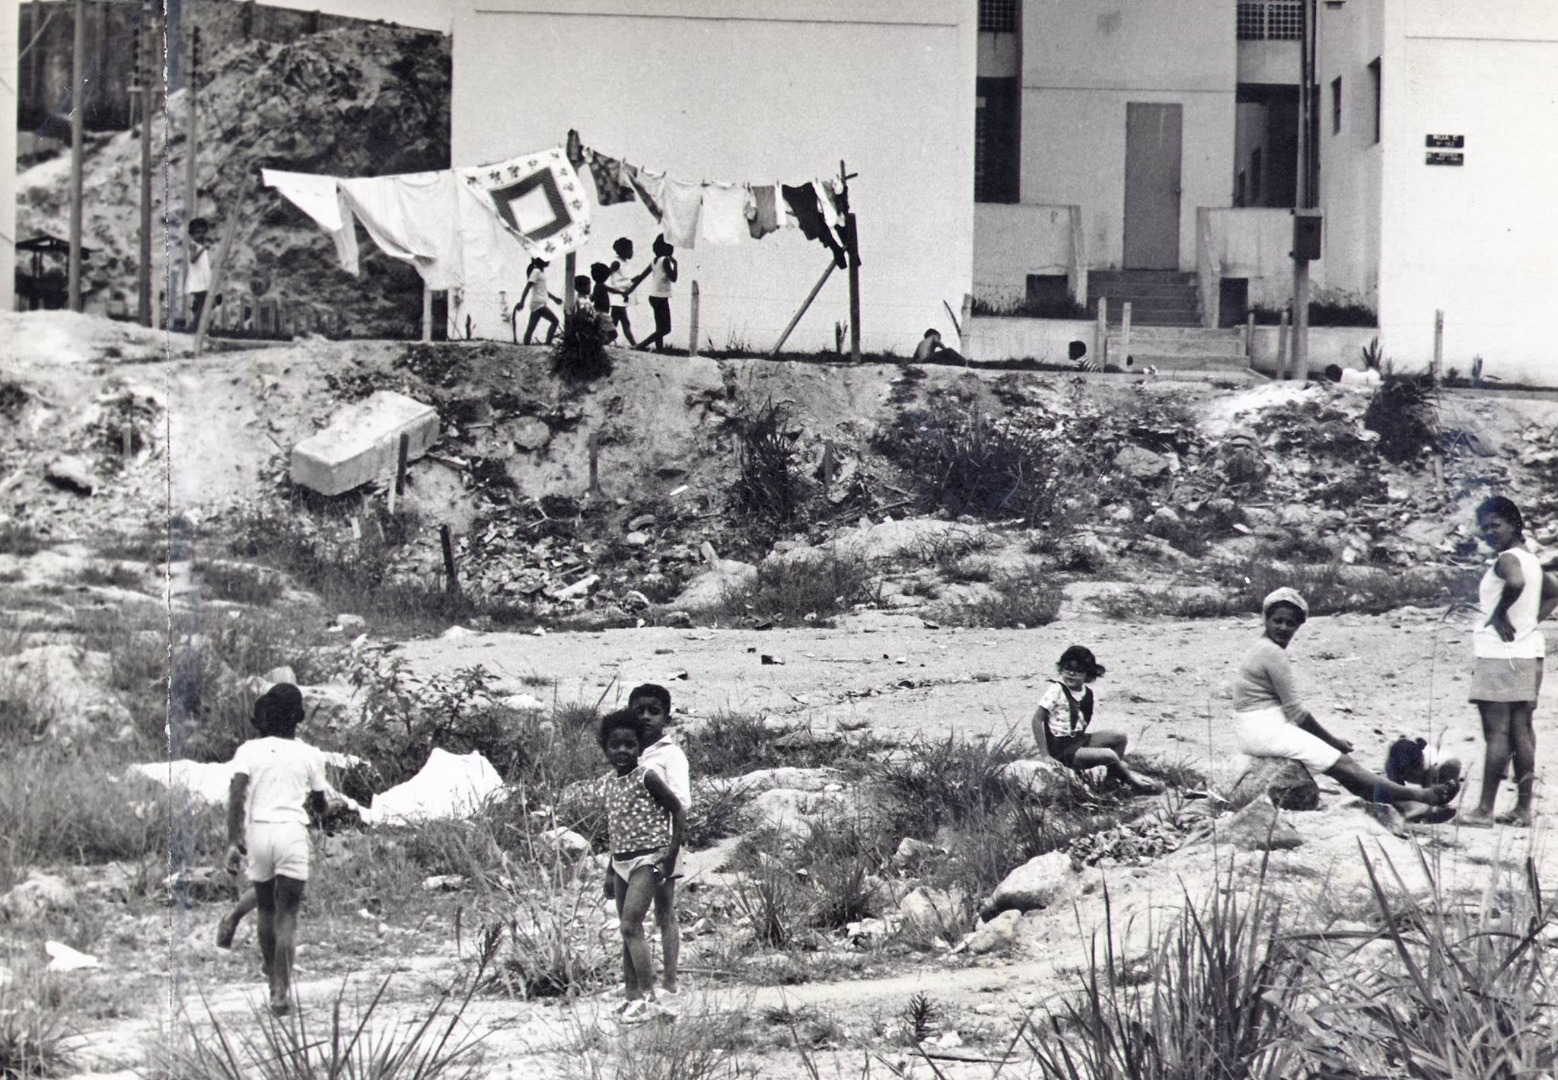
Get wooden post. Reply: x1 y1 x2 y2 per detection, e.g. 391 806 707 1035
183 28 201 328
388 432 410 513
1293 259 1310 381
194 208 243 356
822 439 836 493
846 211 861 363
1094 297 1108 370
1277 308 1290 379
587 431 602 496
439 525 460 596
421 284 432 342
770 260 837 356
1432 309 1445 384
67 0 86 312
1245 312 1256 359
688 280 700 357
564 251 577 313
136 5 155 326
1120 301 1132 368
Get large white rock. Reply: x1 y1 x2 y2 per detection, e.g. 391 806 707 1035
0 645 131 738
984 849 1077 918
290 390 440 497
1 873 77 920
966 908 1021 954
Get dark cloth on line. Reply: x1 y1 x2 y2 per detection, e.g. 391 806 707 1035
781 183 848 268
586 151 637 206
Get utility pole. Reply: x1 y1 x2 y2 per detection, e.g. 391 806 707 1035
183 26 201 328
136 3 155 326
1290 0 1315 379
837 159 861 363
67 0 86 312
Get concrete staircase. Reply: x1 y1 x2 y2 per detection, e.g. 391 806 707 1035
1104 325 1253 376
1088 270 1201 327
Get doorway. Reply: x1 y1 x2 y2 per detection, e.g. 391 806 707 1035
1123 102 1183 269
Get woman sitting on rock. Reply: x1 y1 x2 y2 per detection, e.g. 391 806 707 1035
1233 587 1460 822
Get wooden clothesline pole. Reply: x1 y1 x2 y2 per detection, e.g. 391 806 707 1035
837 158 861 363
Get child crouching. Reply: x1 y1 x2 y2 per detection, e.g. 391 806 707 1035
598 707 685 1022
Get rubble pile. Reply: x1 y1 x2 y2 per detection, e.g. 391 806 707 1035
17 22 450 336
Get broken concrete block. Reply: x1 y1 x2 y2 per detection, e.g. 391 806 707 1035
290 391 439 497
45 456 96 495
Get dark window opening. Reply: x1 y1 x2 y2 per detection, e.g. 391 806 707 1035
979 0 1019 33
1331 76 1342 135
975 77 1020 203
1219 278 1250 329
1367 58 1381 144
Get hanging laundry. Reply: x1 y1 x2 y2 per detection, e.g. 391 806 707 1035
660 176 704 249
814 176 846 227
585 150 637 206
262 168 359 274
781 183 847 268
566 129 585 169
747 184 781 239
457 148 592 258
339 169 465 289
699 182 750 246
624 163 665 221
452 179 537 341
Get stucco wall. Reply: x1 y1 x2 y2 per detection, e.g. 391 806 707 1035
1376 0 1558 383
972 203 1074 306
1018 0 1236 272
450 0 976 353
1315 0 1383 310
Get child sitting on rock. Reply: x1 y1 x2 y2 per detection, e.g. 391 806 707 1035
628 682 691 998
597 707 685 1023
224 683 329 1016
1031 645 1162 795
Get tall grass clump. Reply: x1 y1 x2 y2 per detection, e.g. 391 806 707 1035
716 549 879 626
472 865 612 1000
930 574 1063 629
728 397 810 533
681 712 871 779
1024 857 1305 1080
552 312 614 382
0 979 74 1080
155 970 486 1080
1364 372 1440 462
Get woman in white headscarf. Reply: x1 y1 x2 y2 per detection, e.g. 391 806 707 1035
1234 587 1460 818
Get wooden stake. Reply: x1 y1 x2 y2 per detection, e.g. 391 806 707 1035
1277 308 1290 378
439 525 460 596
588 431 602 496
836 159 862 363
564 251 577 312
122 424 132 457
689 280 700 357
1095 297 1108 369
822 439 836 492
67 0 85 312
771 260 837 357
1432 309 1445 384
421 284 432 342
194 205 244 357
1120 301 1132 368
395 433 411 497
1245 311 1256 359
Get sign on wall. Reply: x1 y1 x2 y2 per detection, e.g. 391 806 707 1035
1426 135 1465 166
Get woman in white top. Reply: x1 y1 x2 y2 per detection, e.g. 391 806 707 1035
1234 587 1459 818
1462 497 1556 828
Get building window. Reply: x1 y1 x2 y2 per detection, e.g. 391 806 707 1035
975 77 1020 203
979 0 1018 33
1331 76 1342 134
1368 58 1381 144
1237 1 1303 41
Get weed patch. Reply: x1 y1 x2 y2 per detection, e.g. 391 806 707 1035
716 549 878 626
0 977 74 1080
552 311 613 382
929 574 1062 629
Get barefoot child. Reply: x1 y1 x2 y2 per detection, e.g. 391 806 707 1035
516 257 562 345
1032 646 1162 794
225 684 328 1015
635 235 678 353
598 708 684 1022
629 683 690 998
607 238 639 347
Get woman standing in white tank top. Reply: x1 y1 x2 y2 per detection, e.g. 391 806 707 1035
1463 496 1556 828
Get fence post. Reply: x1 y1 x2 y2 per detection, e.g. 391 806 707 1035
689 280 700 357
1095 297 1108 370
1432 309 1445 383
1120 301 1132 369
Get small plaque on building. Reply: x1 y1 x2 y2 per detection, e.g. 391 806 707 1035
1426 151 1465 166
1425 134 1465 148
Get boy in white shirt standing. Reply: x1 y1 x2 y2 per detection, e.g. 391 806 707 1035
225 684 327 1016
628 682 690 997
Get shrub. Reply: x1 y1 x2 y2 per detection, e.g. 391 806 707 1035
196 561 285 606
728 398 811 531
0 979 74 1080
552 311 613 382
873 732 1026 838
682 712 877 779
1364 373 1440 462
475 867 612 1000
0 523 43 557
733 861 801 948
929 574 1062 629
716 549 879 626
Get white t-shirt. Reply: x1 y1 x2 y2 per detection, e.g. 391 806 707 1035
607 264 633 307
527 267 549 310
647 256 674 298
1474 546 1547 659
232 737 327 829
638 737 692 811
186 245 211 294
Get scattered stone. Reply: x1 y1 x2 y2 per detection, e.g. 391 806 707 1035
749 787 847 836
899 885 963 927
1113 444 1170 482
45 455 96 495
983 850 1076 918
336 614 366 631
509 416 552 451
1 872 77 920
1226 758 1321 811
628 514 656 531
663 610 694 628
760 654 784 665
1219 797 1304 851
422 874 468 892
538 827 592 859
624 531 649 547
1000 758 1062 790
551 574 598 600
711 766 843 796
0 645 132 739
893 837 936 866
966 909 1021 955
671 559 757 612
261 665 298 686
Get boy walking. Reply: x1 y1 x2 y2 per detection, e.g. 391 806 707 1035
225 683 327 1016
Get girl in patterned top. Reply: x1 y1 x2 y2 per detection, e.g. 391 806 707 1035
597 708 685 1020
1031 645 1162 794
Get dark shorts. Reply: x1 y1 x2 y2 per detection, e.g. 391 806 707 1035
649 295 671 335
1046 731 1088 768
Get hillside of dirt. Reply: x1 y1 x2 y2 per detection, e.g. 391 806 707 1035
6 314 1558 1078
16 20 450 336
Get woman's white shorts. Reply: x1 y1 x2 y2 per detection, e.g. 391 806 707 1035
247 821 310 883
1235 706 1342 775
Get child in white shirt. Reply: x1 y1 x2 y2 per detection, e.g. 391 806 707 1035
225 683 327 1016
628 682 690 995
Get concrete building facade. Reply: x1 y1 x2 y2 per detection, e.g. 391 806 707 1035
450 0 977 355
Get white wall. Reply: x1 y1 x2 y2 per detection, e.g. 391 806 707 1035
1018 0 1236 272
1315 0 1383 310
1237 40 1300 85
973 203 1074 306
450 0 976 353
1376 0 1558 383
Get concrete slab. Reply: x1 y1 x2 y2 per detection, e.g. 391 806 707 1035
290 390 439 497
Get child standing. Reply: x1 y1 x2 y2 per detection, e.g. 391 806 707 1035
185 217 213 331
635 235 678 353
1031 646 1162 795
516 257 562 345
598 708 685 1022
628 683 690 997
607 238 639 347
225 683 329 1016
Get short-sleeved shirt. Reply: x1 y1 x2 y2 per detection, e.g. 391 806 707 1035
607 264 633 308
527 267 549 309
1036 680 1093 739
231 737 327 830
601 765 670 854
1232 637 1305 723
647 257 674 298
186 245 211 294
639 738 691 812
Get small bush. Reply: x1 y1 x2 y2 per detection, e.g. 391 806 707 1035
0 979 74 1080
684 781 745 849
797 816 888 931
476 868 611 1000
1364 373 1440 462
930 575 1062 629
873 732 1025 838
552 312 613 382
76 563 145 591
196 561 284 606
0 523 43 557
729 398 811 531
733 861 801 947
1097 560 1452 621
682 713 877 779
716 550 879 625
